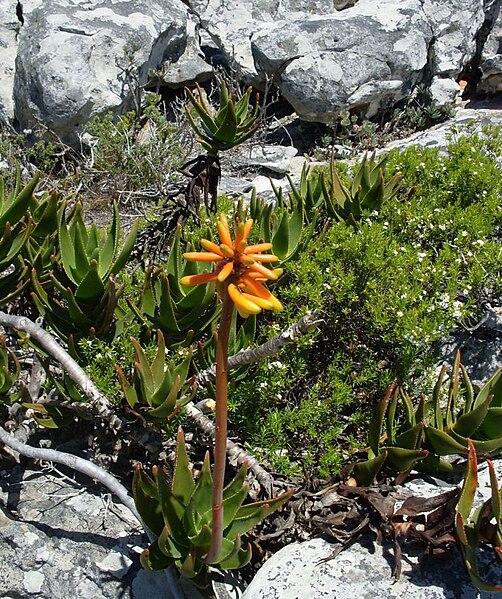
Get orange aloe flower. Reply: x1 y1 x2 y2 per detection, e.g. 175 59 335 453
180 214 283 317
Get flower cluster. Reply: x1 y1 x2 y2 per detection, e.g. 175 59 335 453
180 214 283 317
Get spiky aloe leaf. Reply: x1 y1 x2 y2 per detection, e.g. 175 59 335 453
140 541 172 571
368 383 396 456
386 447 428 473
133 466 164 536
474 366 502 410
171 428 195 505
457 439 478 522
452 394 493 438
154 465 189 548
224 489 295 539
351 450 387 486
184 453 213 535
395 422 424 450
219 539 252 570
425 426 467 456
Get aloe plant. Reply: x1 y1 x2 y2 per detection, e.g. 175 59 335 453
321 151 402 225
185 81 261 156
31 201 138 340
0 336 20 403
351 354 502 485
134 429 294 589
24 188 66 280
116 330 195 420
455 439 502 592
0 172 40 304
129 227 220 346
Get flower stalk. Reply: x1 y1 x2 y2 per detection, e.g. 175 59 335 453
205 286 234 563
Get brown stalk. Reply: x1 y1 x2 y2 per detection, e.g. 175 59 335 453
204 287 234 564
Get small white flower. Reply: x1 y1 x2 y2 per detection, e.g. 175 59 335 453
396 311 404 317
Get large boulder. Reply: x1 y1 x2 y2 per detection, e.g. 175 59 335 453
189 0 490 123
0 0 20 123
242 458 502 599
11 0 208 145
478 3 502 93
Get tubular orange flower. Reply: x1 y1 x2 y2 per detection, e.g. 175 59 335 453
180 213 283 316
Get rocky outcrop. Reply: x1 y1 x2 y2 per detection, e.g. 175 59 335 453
478 3 502 93
11 0 208 144
0 0 501 143
242 458 502 599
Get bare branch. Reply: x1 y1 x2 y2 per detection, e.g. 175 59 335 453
0 311 123 431
0 424 138 520
196 311 323 386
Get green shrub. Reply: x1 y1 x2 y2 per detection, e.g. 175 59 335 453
226 128 502 478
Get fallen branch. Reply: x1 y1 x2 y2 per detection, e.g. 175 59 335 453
0 424 138 519
196 311 323 386
0 424 187 599
0 312 122 431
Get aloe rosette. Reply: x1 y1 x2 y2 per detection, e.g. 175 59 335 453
116 329 195 420
31 201 138 339
351 353 502 485
134 429 294 588
185 81 261 156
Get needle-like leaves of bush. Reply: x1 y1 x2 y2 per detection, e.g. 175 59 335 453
455 439 502 592
116 330 195 420
185 81 261 155
133 428 294 589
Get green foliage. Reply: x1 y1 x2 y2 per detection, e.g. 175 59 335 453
227 129 502 477
84 98 185 195
0 336 20 403
455 440 502 592
317 151 402 225
31 200 138 340
116 330 195 420
352 355 502 483
130 227 220 346
133 429 294 588
0 172 39 304
185 81 261 155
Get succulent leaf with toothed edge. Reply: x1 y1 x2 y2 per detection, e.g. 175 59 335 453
133 428 294 589
116 329 196 420
455 439 502 592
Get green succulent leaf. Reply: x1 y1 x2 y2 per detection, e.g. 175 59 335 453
351 450 387 486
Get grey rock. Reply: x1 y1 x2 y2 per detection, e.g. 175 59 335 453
243 459 502 599
159 17 213 87
233 145 298 174
0 465 179 598
251 0 432 123
429 76 461 106
0 0 19 123
13 0 190 145
479 5 502 93
422 0 485 75
383 103 502 154
433 304 502 387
